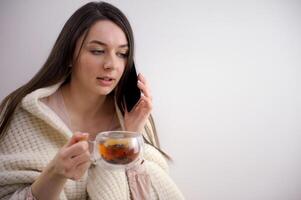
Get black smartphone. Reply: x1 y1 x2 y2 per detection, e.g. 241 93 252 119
124 62 141 112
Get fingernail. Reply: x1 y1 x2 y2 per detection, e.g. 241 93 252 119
82 133 89 137
79 133 89 139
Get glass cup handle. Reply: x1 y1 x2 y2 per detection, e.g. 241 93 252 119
88 140 98 165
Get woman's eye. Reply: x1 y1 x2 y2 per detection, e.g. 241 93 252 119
117 52 128 58
91 50 104 55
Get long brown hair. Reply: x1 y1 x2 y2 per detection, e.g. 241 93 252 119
0 1 170 160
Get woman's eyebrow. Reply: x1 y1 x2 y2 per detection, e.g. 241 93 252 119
88 40 128 48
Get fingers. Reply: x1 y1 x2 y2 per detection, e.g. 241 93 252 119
136 73 152 113
71 161 91 180
126 73 152 115
124 74 153 132
76 160 91 171
138 73 147 84
53 133 91 181
63 140 89 159
64 156 91 181
137 81 151 99
71 150 91 166
60 140 91 180
134 95 152 113
62 133 90 159
66 132 89 147
137 74 152 99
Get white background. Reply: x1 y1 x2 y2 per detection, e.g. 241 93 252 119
0 1 300 199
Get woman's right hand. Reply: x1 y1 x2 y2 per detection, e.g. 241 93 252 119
31 133 91 200
49 132 91 180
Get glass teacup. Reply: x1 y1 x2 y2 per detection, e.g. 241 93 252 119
89 131 143 170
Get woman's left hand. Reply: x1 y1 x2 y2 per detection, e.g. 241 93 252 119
124 73 152 132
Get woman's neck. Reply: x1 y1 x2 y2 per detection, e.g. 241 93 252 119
60 82 112 120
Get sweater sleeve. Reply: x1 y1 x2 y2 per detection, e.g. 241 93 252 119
7 186 37 200
0 105 86 200
141 119 185 199
143 160 185 200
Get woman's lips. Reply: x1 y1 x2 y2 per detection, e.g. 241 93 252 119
96 77 114 87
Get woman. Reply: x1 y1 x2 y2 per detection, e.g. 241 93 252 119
0 1 184 200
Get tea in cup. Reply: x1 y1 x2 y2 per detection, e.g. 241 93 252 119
90 131 143 169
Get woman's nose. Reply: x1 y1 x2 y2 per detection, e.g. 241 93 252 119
103 53 115 70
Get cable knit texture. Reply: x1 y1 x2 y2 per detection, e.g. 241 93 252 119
0 83 185 200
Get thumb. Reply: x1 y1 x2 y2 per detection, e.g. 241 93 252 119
66 132 89 147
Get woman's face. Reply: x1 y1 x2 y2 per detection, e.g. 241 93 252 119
71 20 128 96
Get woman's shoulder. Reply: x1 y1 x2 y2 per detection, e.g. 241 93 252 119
18 83 72 138
0 105 42 150
1 103 66 153
21 82 62 113
5 104 48 137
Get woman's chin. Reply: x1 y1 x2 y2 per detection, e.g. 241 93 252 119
96 88 114 96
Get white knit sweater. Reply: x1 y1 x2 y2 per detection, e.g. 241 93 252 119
0 83 185 200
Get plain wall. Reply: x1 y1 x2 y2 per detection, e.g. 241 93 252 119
0 0 300 199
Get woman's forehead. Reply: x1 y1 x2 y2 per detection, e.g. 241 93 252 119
85 20 128 47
